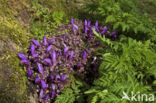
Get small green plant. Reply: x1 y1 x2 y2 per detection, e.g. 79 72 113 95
30 0 67 40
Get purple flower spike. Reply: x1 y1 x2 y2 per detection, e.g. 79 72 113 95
56 74 61 80
95 21 98 27
21 59 28 64
35 78 41 83
31 39 40 47
88 20 91 27
85 27 88 34
31 43 37 57
44 58 52 66
31 43 35 54
51 91 56 97
41 80 47 89
51 84 56 90
72 28 76 34
27 70 33 77
50 74 54 80
51 50 56 64
17 53 27 60
77 63 81 67
71 18 78 34
85 19 87 26
73 24 78 30
101 27 108 35
21 59 30 67
49 39 55 44
45 94 50 99
40 89 45 98
37 62 44 76
61 75 68 80
83 51 87 61
64 46 68 54
43 36 47 46
70 51 74 59
46 45 52 52
84 20 88 34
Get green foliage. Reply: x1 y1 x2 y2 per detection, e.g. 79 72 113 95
83 0 156 41
55 82 85 103
84 31 156 103
54 88 76 103
30 0 68 40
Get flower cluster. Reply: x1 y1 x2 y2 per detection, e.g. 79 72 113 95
18 19 119 103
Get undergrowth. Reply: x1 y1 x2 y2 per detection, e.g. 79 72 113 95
80 0 156 42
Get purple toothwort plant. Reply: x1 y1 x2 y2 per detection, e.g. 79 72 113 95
18 18 119 103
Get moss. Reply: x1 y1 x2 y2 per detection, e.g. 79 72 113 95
0 53 28 103
0 0 31 103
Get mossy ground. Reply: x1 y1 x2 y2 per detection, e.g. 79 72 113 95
0 0 31 102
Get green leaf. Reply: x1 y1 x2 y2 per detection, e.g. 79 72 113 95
105 15 116 23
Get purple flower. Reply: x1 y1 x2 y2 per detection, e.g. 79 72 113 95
51 91 56 97
77 63 81 67
84 20 88 34
61 75 68 80
49 39 55 44
17 53 27 60
83 51 87 61
50 74 54 80
46 45 52 52
95 21 98 27
70 51 74 59
31 43 37 57
87 20 91 27
41 80 47 89
85 19 87 26
85 26 88 34
31 39 40 47
37 62 44 76
56 74 61 80
21 59 30 68
101 27 108 35
73 24 78 30
35 77 41 83
21 59 28 64
40 89 45 98
44 58 52 66
43 36 47 45
27 70 33 77
64 46 68 54
71 18 78 34
45 94 50 99
51 84 56 90
84 20 91 34
51 50 56 64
